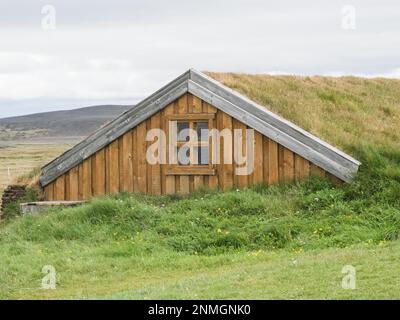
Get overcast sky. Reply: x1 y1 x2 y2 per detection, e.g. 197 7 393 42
0 0 399 118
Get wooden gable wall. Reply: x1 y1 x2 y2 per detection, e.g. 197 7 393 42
44 94 338 201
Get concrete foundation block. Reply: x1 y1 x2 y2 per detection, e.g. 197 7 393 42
20 201 86 215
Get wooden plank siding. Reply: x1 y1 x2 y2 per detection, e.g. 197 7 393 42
176 94 190 194
44 93 335 200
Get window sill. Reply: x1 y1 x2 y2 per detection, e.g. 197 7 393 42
165 166 216 176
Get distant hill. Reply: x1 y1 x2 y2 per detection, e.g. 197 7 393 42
0 105 130 139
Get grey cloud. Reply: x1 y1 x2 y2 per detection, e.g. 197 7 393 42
0 0 399 117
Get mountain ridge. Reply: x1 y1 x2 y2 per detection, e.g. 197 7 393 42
0 104 131 138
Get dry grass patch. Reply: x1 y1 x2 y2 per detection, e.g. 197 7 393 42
207 72 400 156
0 142 74 206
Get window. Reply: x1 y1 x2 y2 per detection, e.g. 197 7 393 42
166 113 215 175
176 121 209 165
177 122 190 142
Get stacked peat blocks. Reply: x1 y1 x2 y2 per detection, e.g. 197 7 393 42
0 185 27 217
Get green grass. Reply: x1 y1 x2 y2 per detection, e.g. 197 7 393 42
1 146 399 299
1 74 400 299
2 239 399 299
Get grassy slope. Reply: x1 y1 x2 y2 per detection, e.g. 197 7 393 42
206 73 400 156
1 188 400 299
1 74 400 299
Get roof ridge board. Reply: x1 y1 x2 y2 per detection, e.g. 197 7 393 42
40 80 188 187
41 70 190 175
189 69 361 167
188 79 356 182
41 104 141 174
240 105 359 171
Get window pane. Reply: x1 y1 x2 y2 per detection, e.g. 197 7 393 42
177 122 190 142
194 146 209 165
195 122 208 141
177 146 190 165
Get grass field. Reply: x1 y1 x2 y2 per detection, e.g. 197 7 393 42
1 74 400 299
2 239 400 299
1 178 400 299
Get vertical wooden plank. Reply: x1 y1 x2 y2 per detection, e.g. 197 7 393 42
92 150 105 196
268 140 279 185
179 177 190 194
132 129 138 192
173 100 181 192
81 158 92 200
78 163 83 200
263 136 269 184
160 109 166 195
311 164 326 178
65 172 70 201
44 183 54 201
204 176 210 189
301 158 311 179
283 148 295 183
278 145 284 183
137 121 147 193
187 94 193 113
122 131 134 193
146 119 153 194
239 121 249 188
204 101 217 114
252 130 264 185
295 155 310 182
294 154 302 182
109 140 120 194
54 175 65 201
118 137 124 192
192 95 203 114
175 175 180 194
69 166 79 200
177 93 188 114
208 164 219 190
233 119 248 188
219 111 233 191
52 183 56 201
91 154 96 196
204 101 218 190
150 113 162 195
232 118 239 188
326 172 343 186
193 176 204 190
189 176 195 193
177 94 190 194
160 112 168 194
105 146 110 194
164 103 175 194
246 130 253 186
192 95 204 188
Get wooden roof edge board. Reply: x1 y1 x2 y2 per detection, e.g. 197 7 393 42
41 69 191 175
39 81 188 187
41 107 134 173
187 80 357 182
40 68 361 187
39 80 189 187
189 69 361 167
187 79 360 174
